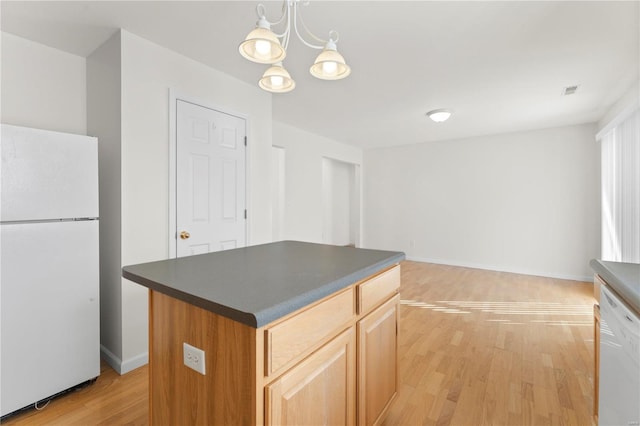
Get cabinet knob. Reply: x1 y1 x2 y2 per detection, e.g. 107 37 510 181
180 231 191 240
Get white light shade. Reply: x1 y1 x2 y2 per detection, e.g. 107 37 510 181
239 17 286 64
259 63 295 93
310 40 351 80
426 109 452 123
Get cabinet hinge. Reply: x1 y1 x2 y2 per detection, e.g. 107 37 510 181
244 136 247 146
244 209 247 219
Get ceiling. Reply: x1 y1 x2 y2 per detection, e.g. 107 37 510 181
1 1 638 149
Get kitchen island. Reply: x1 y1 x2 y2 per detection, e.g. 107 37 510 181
123 241 405 425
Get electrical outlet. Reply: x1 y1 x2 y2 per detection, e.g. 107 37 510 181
183 342 206 375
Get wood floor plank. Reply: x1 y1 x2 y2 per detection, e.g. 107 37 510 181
1 361 148 426
382 261 595 426
3 260 595 426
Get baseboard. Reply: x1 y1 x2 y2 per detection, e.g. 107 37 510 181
100 345 149 375
121 352 149 374
405 256 592 283
100 345 122 373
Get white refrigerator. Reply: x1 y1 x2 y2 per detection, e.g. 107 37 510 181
1 124 100 417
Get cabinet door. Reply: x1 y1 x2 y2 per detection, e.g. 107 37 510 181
358 295 399 426
266 328 356 426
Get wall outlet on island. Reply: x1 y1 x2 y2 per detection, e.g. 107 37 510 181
183 342 206 375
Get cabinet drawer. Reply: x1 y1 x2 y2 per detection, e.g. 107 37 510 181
266 288 355 376
358 265 400 315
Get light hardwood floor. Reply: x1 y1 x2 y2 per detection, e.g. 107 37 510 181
3 261 595 426
382 262 595 426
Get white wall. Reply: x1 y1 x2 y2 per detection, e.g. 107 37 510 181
272 121 362 244
1 32 86 134
364 124 600 281
86 30 274 373
87 32 123 368
118 31 273 365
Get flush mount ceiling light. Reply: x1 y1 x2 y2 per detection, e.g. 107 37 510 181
426 109 452 123
239 1 351 93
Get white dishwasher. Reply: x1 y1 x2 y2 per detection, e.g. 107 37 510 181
599 284 640 426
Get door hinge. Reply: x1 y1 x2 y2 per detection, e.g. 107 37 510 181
244 136 247 146
244 209 247 219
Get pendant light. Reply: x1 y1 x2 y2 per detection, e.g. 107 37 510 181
259 63 296 93
238 16 286 64
310 39 351 80
239 1 351 93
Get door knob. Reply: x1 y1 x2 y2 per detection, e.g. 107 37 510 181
180 231 190 240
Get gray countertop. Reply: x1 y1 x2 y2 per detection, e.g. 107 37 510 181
590 259 640 313
123 241 405 328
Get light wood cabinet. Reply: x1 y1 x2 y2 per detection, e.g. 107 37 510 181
594 274 606 304
149 291 261 426
358 266 400 314
357 295 399 426
148 264 400 425
266 328 356 425
266 288 354 376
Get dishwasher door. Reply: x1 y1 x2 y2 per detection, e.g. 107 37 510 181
599 285 640 426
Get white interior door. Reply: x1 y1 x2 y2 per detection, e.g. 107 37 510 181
176 100 246 257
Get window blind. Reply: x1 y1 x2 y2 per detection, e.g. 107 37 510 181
599 108 640 262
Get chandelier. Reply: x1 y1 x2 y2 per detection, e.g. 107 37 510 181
239 1 351 93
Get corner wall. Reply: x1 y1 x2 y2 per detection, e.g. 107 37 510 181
87 32 124 371
363 124 600 281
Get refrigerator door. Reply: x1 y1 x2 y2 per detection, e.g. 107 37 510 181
1 124 98 222
0 220 100 416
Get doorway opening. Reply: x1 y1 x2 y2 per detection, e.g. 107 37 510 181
322 157 360 247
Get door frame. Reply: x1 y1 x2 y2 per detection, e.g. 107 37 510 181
168 89 250 259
